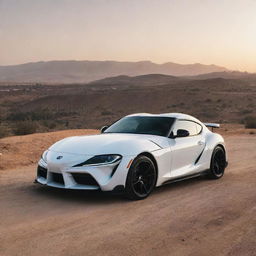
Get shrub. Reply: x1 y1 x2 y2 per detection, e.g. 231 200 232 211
191 88 200 92
7 109 54 121
244 116 256 129
101 111 113 116
12 121 37 135
240 109 253 115
7 112 30 121
42 120 57 129
0 125 8 138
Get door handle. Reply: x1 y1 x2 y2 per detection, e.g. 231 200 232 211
198 141 205 145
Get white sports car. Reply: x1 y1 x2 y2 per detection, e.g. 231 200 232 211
36 113 228 200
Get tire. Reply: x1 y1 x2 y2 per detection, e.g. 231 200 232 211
124 156 157 200
208 146 226 179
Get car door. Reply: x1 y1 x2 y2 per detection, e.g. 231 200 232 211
169 119 205 178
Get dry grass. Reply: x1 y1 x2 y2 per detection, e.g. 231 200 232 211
0 78 255 138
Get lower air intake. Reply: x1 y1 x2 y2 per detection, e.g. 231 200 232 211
37 166 47 179
52 173 64 185
72 173 98 186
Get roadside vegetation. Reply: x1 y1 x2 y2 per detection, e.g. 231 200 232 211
243 116 256 129
0 124 8 138
12 120 38 136
0 82 255 138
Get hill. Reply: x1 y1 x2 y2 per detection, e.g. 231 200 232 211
0 76 255 138
0 60 228 84
90 74 181 86
189 71 256 82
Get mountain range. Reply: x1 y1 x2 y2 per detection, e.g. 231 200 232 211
0 60 229 84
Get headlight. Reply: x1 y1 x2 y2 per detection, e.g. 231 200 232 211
73 154 122 167
41 150 48 163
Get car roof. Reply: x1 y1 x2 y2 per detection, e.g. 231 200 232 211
126 113 202 124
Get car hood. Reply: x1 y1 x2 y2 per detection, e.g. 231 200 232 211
49 133 169 156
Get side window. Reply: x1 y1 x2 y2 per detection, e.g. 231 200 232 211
172 120 199 136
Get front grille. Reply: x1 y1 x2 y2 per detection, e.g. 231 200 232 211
52 172 64 185
37 165 47 179
72 173 98 186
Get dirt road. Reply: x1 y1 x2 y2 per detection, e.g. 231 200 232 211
0 135 256 256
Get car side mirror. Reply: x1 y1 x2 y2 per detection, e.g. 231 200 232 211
100 126 108 133
176 129 189 138
170 129 190 138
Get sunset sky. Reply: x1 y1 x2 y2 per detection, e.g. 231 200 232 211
1 0 256 72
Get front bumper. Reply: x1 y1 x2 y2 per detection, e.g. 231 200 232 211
35 156 132 191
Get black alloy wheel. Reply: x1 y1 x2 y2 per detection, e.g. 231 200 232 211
125 156 157 200
208 146 226 179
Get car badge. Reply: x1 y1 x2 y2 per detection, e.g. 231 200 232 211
56 156 63 160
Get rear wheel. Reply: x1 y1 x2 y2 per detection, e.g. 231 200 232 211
124 156 157 200
208 146 226 179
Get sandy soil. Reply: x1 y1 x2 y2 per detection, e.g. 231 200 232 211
0 129 99 170
0 131 256 256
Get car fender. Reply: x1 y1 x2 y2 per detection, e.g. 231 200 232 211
198 131 226 169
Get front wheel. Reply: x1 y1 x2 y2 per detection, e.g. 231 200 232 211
208 146 226 179
124 156 157 200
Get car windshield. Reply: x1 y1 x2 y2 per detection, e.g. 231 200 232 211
104 116 175 137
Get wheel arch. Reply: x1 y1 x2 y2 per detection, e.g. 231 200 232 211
136 152 159 178
216 143 225 152
205 132 227 162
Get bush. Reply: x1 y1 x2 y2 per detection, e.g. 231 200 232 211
7 112 30 121
240 109 253 115
0 125 8 138
7 109 54 121
244 116 256 129
42 120 57 129
101 111 113 116
12 121 37 135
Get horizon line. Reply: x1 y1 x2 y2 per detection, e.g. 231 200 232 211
0 58 230 69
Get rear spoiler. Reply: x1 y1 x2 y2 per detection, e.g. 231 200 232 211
204 123 220 131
